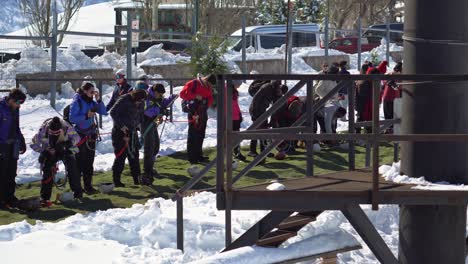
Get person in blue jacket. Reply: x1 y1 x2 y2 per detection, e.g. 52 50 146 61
106 69 133 111
0 88 27 208
69 81 107 194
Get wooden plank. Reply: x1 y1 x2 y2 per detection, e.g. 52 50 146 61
276 245 362 264
257 230 297 247
236 177 344 191
341 204 398 264
301 181 395 192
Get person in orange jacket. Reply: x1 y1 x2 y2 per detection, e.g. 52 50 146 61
179 74 216 164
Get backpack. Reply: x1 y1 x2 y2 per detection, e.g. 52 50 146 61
248 80 269 97
181 79 199 113
63 99 82 125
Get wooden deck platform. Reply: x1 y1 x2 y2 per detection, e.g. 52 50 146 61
217 169 468 211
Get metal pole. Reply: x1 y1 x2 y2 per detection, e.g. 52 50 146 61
286 0 293 74
170 80 174 122
324 0 329 63
176 196 184 251
284 0 292 74
385 16 390 64
194 0 200 33
393 142 398 162
126 11 133 81
241 15 247 74
50 0 58 109
399 1 468 262
134 48 138 66
357 9 362 70
98 80 103 129
225 79 233 247
115 11 120 53
306 81 314 176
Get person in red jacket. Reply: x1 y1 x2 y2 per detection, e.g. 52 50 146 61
381 62 402 132
230 79 246 161
180 74 215 164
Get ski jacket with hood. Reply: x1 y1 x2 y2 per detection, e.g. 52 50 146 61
30 119 81 154
0 97 25 151
69 92 107 135
144 88 178 118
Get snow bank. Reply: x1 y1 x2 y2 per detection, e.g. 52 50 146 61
380 161 468 191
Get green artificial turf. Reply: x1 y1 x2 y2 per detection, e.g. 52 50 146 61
0 143 396 225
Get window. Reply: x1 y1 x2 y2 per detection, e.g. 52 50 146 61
259 33 286 49
343 39 353 46
293 32 317 47
329 40 340 48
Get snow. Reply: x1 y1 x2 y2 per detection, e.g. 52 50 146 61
191 230 359 264
380 161 468 191
266 182 286 191
1 6 466 262
7 1 118 48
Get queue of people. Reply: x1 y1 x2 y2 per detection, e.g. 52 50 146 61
0 60 402 210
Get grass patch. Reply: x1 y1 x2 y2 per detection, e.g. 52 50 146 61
0 143 396 225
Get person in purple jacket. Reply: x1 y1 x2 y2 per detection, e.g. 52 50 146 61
0 88 27 209
69 81 107 194
141 83 178 185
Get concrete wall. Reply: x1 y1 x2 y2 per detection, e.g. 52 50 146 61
232 54 350 74
16 69 114 96
18 54 352 95
141 63 192 86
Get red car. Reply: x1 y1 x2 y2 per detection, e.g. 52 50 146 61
322 37 379 54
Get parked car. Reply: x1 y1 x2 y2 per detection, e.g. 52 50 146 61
362 23 404 44
322 36 379 54
226 24 321 52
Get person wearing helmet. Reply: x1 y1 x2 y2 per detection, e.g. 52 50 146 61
109 89 147 187
106 69 133 111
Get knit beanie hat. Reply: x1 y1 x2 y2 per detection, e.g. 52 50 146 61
48 116 63 135
153 83 166 94
131 89 147 102
135 81 149 90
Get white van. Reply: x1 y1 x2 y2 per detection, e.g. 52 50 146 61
227 24 321 52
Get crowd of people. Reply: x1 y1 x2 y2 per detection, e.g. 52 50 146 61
0 59 402 210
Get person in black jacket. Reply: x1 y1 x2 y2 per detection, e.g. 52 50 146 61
248 80 283 158
109 89 147 187
106 70 133 111
0 89 27 209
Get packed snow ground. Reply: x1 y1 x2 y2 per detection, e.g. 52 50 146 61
3 26 465 263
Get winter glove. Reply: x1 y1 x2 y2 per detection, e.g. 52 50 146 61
19 138 26 154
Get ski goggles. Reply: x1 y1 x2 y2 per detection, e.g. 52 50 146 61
48 128 62 136
115 74 125 80
15 99 25 105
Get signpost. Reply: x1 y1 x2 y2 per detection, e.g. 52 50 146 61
132 18 139 66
